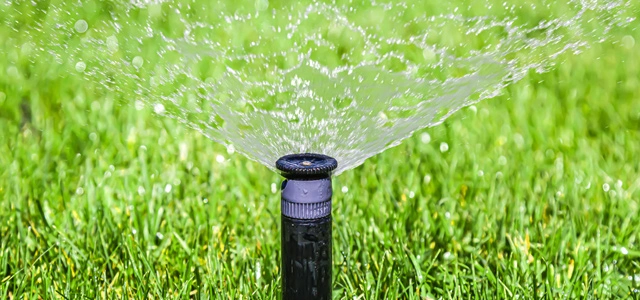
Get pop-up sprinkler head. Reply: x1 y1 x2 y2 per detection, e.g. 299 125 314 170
277 153 337 220
276 153 337 300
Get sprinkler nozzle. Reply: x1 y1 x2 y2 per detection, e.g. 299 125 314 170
276 153 338 179
276 153 337 220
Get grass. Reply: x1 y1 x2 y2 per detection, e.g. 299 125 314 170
1 0 640 299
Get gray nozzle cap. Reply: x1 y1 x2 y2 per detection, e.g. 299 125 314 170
281 178 332 219
276 153 337 219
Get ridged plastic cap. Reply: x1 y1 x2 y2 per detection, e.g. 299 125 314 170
277 153 336 219
281 200 332 219
276 153 338 179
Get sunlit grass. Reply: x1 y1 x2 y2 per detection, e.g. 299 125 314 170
1 1 640 299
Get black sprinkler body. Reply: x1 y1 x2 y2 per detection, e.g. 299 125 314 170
276 153 337 300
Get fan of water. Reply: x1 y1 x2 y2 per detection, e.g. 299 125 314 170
1 0 636 174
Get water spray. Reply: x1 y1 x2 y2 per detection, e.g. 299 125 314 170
276 153 337 300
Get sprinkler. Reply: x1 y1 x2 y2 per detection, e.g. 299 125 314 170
276 153 337 300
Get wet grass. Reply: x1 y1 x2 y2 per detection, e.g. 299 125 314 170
2 2 640 300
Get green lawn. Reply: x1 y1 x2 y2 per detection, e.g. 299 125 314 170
1 1 640 299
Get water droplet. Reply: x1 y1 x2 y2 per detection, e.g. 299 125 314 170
341 186 349 193
135 100 145 110
477 170 484 177
20 42 33 56
156 232 164 240
615 180 623 189
89 132 98 142
106 36 119 52
226 144 236 155
420 133 431 144
496 172 504 179
76 187 84 195
622 35 635 49
255 0 269 11
74 20 88 33
104 171 112 178
153 103 165 114
164 184 172 193
138 186 146 195
132 229 137 235
513 133 525 148
602 183 610 192
422 48 436 62
443 252 453 260
271 183 277 194
6 66 19 78
132 56 144 68
75 61 86 72
439 142 449 153
216 154 225 163
498 156 507 165
445 212 451 219
409 191 415 198
203 198 209 204
423 174 432 184
620 247 628 255
468 105 478 114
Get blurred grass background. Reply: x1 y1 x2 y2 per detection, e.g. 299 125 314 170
1 0 640 299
